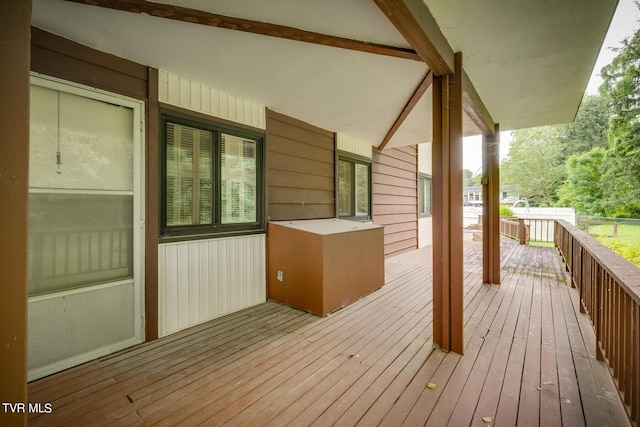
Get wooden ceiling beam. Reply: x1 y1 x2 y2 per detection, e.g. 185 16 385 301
373 0 455 75
63 0 421 61
378 70 433 150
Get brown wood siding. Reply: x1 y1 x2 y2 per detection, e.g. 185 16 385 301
31 27 148 100
266 110 335 221
1 3 31 424
30 29 159 340
373 146 418 258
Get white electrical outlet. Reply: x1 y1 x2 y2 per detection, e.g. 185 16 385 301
277 270 284 282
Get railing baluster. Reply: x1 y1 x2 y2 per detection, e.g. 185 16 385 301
554 220 640 424
624 292 631 404
614 280 620 381
633 304 639 420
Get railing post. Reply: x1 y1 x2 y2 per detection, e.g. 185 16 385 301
633 303 639 420
518 218 526 245
594 263 602 358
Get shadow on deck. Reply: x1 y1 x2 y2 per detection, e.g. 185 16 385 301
28 240 630 426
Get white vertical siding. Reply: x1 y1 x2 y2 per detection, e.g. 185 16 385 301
337 133 373 158
418 143 433 248
418 142 432 174
158 234 266 337
158 70 266 130
418 217 433 248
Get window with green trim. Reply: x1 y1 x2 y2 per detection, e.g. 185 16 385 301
418 174 432 216
338 154 371 220
161 112 264 238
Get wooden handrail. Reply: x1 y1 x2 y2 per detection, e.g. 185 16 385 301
555 219 640 423
499 217 529 245
499 217 559 245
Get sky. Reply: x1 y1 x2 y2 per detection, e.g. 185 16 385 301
462 0 640 175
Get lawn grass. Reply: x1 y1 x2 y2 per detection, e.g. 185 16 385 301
588 223 640 267
528 241 555 248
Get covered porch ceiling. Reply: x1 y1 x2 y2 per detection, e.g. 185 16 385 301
31 0 617 149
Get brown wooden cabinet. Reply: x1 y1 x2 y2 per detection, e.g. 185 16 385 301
268 219 385 315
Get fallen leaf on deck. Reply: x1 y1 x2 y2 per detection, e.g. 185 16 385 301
482 416 494 423
427 382 436 390
541 381 554 385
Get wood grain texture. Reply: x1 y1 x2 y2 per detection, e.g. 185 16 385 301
372 146 418 258
63 0 420 61
0 3 31 425
27 242 631 426
266 110 335 221
31 28 148 100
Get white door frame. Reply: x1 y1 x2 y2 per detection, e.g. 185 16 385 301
27 74 145 380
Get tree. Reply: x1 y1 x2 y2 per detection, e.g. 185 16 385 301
557 147 606 215
463 169 474 187
599 23 640 217
501 126 566 206
463 168 482 187
561 95 610 160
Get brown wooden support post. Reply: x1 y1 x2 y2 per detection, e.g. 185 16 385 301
482 126 500 284
432 52 464 354
145 67 159 341
0 1 31 425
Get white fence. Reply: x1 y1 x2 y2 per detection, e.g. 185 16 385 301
464 206 576 228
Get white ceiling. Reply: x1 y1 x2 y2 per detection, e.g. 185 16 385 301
426 0 618 131
31 0 618 148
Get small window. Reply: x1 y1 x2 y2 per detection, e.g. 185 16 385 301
161 112 264 239
338 154 371 220
419 174 432 216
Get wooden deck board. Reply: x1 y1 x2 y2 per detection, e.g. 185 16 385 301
27 240 631 426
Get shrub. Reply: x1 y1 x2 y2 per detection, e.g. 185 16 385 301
499 206 514 217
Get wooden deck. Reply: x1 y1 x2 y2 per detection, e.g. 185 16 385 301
28 239 631 426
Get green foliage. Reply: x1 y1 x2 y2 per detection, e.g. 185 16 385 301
561 95 610 160
502 94 610 210
463 169 474 187
499 206 514 217
599 27 640 218
592 224 640 267
501 18 640 218
557 147 606 215
463 168 482 187
501 126 566 206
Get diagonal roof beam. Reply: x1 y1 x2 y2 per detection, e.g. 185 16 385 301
378 70 433 150
463 70 496 135
63 0 421 61
374 0 495 136
373 0 454 75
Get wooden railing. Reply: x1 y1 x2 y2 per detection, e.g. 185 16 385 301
500 217 529 244
500 217 558 245
555 219 640 424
